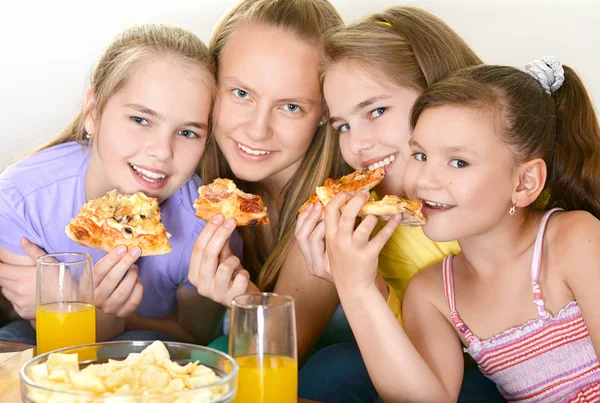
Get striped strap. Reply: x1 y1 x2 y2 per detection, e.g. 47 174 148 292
530 208 563 318
443 255 478 343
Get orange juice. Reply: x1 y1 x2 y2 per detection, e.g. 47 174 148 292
234 354 297 403
36 302 95 355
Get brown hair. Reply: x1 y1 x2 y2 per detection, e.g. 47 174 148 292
322 6 482 93
28 23 216 174
410 63 600 218
201 0 347 291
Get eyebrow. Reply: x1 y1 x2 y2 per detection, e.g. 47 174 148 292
223 77 317 106
408 138 423 148
125 103 164 120
329 95 392 125
125 103 207 132
408 138 478 156
444 146 477 156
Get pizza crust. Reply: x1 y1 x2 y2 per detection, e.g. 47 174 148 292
66 190 172 256
358 196 425 226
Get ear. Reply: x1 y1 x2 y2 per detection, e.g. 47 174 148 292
83 89 98 136
512 158 547 208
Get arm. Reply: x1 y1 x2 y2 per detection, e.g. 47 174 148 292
324 192 463 402
562 211 600 358
0 240 131 341
0 241 40 321
175 287 226 345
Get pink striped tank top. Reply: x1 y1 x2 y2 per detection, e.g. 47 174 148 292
443 208 600 402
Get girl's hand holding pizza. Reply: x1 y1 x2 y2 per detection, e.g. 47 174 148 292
295 202 334 283
92 246 143 318
189 214 258 307
324 191 401 293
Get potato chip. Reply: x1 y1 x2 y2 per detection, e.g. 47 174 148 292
24 341 228 402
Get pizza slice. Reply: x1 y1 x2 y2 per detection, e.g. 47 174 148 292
66 190 172 256
298 168 385 214
358 196 425 226
297 168 425 226
194 178 269 226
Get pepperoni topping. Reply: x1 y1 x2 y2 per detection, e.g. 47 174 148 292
240 199 263 213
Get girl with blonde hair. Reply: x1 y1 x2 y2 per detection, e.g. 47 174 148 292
186 0 348 362
0 23 233 344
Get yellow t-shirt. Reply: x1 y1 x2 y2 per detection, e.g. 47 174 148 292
374 215 460 325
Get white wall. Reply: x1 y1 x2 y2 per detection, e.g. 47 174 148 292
1 0 598 168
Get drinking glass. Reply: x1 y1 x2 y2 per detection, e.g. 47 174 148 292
36 253 95 355
230 292 297 403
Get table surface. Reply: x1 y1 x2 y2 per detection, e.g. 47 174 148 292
0 340 322 403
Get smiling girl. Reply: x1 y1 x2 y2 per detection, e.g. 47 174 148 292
187 0 348 362
0 24 236 345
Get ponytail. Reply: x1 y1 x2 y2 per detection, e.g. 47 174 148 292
546 66 600 217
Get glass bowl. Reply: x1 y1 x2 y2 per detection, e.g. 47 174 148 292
20 341 238 402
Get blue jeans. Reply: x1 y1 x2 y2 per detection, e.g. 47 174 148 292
0 319 179 345
299 343 506 403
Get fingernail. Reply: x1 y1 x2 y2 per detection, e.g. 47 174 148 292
211 214 224 224
362 190 370 196
130 247 141 257
116 246 127 256
224 218 236 228
305 204 313 213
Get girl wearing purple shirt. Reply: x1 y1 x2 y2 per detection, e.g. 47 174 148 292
0 24 241 345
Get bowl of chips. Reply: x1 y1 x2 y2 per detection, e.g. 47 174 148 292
20 340 238 402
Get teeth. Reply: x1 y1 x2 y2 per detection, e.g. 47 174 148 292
367 154 396 171
237 143 271 156
424 201 450 208
130 164 166 182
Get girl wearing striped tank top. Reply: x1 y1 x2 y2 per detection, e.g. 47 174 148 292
321 57 600 402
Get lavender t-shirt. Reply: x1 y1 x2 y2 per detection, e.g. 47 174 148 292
0 142 242 318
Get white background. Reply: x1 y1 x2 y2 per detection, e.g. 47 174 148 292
1 0 598 168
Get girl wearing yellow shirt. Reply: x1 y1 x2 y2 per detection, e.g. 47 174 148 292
296 6 504 402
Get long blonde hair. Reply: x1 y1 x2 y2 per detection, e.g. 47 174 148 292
322 6 482 94
29 23 216 176
201 0 347 291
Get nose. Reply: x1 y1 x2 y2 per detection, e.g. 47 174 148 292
146 132 174 162
347 125 375 155
243 106 272 142
416 158 441 190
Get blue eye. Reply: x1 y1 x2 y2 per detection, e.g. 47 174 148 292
337 124 350 133
449 159 469 168
178 129 198 139
412 152 426 162
131 116 149 125
282 104 301 113
233 89 250 99
370 107 386 118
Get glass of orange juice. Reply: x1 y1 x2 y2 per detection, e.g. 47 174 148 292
230 292 297 403
36 252 96 355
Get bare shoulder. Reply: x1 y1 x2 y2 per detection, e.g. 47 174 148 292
547 210 600 252
404 260 447 312
546 210 600 277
